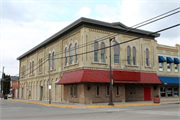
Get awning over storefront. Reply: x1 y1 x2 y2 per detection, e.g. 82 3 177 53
159 56 166 62
174 58 180 64
167 57 174 63
158 77 179 85
57 70 162 85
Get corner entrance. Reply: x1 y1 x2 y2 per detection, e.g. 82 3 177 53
144 87 151 101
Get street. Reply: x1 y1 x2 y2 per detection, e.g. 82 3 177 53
0 99 180 120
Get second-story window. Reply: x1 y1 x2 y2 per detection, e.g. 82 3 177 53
133 47 136 65
94 42 98 62
32 61 34 74
114 43 120 63
69 44 73 65
40 58 42 72
159 62 163 71
75 43 78 63
127 46 131 65
39 59 41 72
30 62 31 74
48 53 51 69
167 63 171 72
52 52 55 69
101 42 105 62
146 49 149 66
174 64 178 72
65 48 67 66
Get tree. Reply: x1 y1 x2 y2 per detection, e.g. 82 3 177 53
1 73 11 95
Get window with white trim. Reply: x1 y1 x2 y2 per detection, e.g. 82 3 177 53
32 61 34 74
127 46 131 65
146 49 149 66
65 48 67 66
159 62 163 71
114 43 119 63
75 43 78 63
52 52 55 69
167 63 171 72
133 47 136 65
94 42 98 62
174 64 178 72
101 42 105 62
69 44 73 65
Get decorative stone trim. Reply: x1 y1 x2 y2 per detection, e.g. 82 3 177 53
92 62 108 65
89 28 110 34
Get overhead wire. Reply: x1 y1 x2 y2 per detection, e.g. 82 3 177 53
15 7 180 77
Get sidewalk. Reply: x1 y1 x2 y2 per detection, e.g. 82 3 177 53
4 98 180 109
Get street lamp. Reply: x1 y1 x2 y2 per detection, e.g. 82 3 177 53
108 37 115 106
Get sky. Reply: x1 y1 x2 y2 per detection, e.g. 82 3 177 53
0 0 179 77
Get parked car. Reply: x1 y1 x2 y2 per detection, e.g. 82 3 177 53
8 94 12 98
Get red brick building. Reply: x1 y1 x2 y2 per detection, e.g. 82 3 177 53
12 81 19 99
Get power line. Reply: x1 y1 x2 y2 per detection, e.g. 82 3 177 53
51 8 180 57
16 7 180 76
54 24 180 60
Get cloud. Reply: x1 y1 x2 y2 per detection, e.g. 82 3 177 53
74 7 91 18
95 4 121 22
119 0 180 46
1 19 71 75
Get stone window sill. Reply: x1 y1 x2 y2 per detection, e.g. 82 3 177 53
38 72 43 75
145 65 152 68
92 62 108 65
64 63 79 68
126 64 139 67
29 74 35 77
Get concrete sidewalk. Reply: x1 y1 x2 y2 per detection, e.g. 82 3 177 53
4 98 180 109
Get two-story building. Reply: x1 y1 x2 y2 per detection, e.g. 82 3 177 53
157 44 180 101
17 17 177 104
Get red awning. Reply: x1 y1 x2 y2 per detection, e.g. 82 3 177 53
57 69 162 85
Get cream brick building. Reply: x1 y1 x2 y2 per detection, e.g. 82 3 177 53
17 18 179 104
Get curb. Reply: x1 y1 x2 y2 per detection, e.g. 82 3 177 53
86 103 161 109
5 99 179 109
5 100 76 109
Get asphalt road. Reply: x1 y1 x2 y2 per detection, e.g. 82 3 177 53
0 99 180 120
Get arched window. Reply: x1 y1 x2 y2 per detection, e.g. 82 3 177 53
39 59 41 72
94 42 98 62
114 43 120 63
127 46 131 65
52 52 55 69
65 48 67 66
40 58 42 72
133 47 136 65
30 62 31 74
32 61 34 74
146 48 149 66
48 53 51 69
101 42 105 62
69 44 73 65
75 43 78 63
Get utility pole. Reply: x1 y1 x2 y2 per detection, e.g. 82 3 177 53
1 67 5 98
48 54 51 104
108 37 115 106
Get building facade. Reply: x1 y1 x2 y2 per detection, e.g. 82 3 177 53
157 44 180 101
17 18 179 104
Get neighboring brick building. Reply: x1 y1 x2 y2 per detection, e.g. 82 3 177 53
17 17 179 104
157 44 180 101
12 81 19 98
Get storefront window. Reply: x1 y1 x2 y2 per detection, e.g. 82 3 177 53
167 87 172 97
174 87 179 97
160 87 166 97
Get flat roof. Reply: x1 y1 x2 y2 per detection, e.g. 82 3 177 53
17 17 160 60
